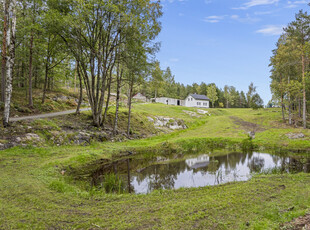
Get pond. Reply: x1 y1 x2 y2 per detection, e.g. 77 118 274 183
92 152 310 194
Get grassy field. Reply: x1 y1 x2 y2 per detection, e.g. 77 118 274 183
1 104 310 229
130 104 310 150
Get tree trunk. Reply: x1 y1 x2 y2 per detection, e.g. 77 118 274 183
302 53 307 129
281 95 285 123
288 76 292 125
28 31 34 107
127 75 134 137
299 97 302 118
76 63 83 114
102 75 112 126
113 67 122 135
1 2 8 103
3 0 17 127
74 62 77 93
42 36 51 104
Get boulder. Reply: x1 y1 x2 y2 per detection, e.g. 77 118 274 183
286 133 305 139
248 131 255 139
24 133 41 141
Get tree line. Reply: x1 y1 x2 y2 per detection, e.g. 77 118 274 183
142 64 263 109
269 7 310 129
0 0 162 135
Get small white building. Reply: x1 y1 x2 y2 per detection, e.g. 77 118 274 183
154 97 185 106
185 94 210 108
133 93 147 102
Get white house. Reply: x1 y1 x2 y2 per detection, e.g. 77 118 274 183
185 154 209 169
185 94 210 108
153 94 209 108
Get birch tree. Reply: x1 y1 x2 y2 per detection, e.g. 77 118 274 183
3 0 17 127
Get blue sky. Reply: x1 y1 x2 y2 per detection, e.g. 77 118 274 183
156 0 309 104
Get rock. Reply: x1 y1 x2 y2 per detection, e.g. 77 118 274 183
197 109 210 115
248 131 255 139
286 133 305 139
15 137 22 143
183 110 201 117
168 121 185 130
152 116 187 130
0 143 5 150
52 95 70 102
24 133 41 141
147 117 154 122
74 131 91 145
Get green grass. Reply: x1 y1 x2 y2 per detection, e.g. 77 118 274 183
1 105 310 229
1 148 310 229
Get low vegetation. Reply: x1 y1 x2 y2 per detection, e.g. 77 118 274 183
1 103 310 229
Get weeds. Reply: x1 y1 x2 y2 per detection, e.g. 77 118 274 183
102 173 125 194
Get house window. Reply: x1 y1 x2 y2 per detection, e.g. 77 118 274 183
191 98 193 101
197 102 201 106
188 98 190 101
203 103 208 106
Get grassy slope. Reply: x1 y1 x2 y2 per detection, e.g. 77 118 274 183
131 104 310 150
1 104 310 229
0 88 83 117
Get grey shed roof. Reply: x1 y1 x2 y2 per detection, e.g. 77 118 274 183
189 94 210 101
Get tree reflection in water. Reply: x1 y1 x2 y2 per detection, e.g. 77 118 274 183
95 152 310 194
92 152 310 193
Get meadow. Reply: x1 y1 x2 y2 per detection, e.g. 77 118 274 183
1 104 310 229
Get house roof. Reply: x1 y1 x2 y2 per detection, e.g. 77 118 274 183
189 94 210 101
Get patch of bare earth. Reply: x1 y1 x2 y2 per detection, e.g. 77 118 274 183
281 214 310 230
229 116 265 133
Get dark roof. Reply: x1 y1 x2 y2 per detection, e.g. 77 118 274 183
189 94 210 101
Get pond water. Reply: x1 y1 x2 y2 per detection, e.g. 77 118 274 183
93 152 310 194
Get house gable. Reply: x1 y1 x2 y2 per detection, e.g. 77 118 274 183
185 94 209 108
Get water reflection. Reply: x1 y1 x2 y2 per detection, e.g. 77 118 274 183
129 152 310 194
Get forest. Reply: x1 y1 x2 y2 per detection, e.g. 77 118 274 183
0 0 264 130
269 9 310 129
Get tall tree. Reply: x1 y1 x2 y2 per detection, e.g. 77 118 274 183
285 10 310 129
1 1 8 103
207 84 218 108
3 0 17 127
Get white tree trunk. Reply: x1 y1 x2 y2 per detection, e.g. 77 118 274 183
3 0 17 127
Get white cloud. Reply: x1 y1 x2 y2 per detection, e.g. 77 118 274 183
254 11 273 15
285 0 307 8
231 14 260 23
231 15 240 19
256 25 284 35
204 15 226 23
233 0 279 10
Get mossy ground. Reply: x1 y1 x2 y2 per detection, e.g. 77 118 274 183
1 104 310 229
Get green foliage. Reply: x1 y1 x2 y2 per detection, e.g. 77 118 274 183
102 174 125 194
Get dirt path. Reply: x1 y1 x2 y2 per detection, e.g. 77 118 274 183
281 214 310 230
229 116 265 132
10 108 91 122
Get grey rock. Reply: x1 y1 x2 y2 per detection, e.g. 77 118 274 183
286 133 305 139
248 131 255 139
24 133 41 141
